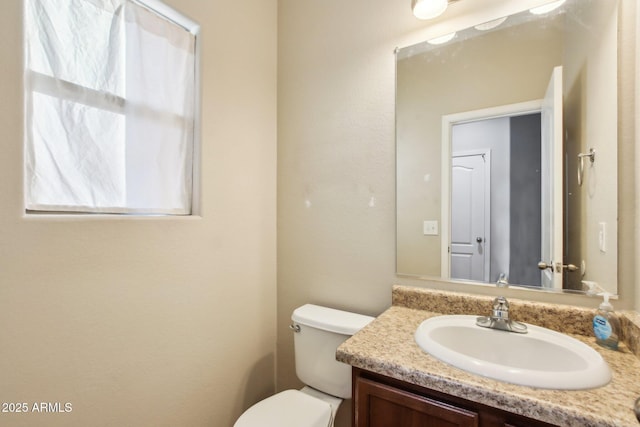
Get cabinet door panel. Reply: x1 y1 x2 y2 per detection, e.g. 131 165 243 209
356 376 479 427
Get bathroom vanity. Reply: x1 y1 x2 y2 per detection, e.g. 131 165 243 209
337 286 640 427
353 368 554 427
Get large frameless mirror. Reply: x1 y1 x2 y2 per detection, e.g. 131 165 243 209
396 0 619 295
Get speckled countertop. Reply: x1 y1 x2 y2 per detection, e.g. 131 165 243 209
336 286 640 427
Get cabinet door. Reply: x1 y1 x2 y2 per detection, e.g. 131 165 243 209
355 376 479 427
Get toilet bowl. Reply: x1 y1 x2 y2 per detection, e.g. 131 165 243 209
234 386 342 427
233 304 374 427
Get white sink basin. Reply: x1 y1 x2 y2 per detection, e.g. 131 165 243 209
415 315 611 390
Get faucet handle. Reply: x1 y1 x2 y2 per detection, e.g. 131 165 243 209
492 296 510 320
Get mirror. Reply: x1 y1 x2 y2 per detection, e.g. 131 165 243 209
396 0 619 295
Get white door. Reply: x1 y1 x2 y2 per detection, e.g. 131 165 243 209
450 152 490 282
540 66 564 289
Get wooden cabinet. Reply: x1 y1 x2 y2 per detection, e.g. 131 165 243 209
353 368 557 427
356 375 478 427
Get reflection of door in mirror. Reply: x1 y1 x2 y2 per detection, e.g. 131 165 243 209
451 151 490 282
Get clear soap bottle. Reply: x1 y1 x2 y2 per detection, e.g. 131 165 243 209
593 292 620 350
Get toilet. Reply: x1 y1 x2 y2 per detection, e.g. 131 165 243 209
234 304 374 427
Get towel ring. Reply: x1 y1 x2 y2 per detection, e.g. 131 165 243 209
577 148 595 187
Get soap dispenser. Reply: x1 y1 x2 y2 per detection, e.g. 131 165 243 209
593 292 620 350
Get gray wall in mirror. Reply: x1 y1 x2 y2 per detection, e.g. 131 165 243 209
396 0 619 294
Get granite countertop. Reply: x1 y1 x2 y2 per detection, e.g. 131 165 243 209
337 289 640 427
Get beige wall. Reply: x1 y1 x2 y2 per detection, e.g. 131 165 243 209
278 2 638 427
277 0 400 423
0 1 277 426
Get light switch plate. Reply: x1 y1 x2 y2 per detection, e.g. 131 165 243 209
423 220 439 236
598 222 606 252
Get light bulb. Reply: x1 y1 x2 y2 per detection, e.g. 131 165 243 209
530 0 566 15
412 0 448 20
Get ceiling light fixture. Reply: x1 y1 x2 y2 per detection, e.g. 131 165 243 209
530 0 566 15
412 0 448 20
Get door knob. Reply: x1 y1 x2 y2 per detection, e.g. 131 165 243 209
538 261 579 272
537 261 553 271
476 237 483 243
563 263 579 272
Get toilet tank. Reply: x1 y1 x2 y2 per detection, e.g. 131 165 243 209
291 304 374 399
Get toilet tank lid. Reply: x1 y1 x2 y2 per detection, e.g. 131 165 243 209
292 304 374 335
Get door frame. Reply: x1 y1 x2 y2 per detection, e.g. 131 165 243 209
441 100 543 281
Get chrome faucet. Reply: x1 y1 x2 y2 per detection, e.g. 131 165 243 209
476 296 528 334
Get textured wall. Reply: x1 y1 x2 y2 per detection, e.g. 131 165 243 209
277 1 400 424
0 1 277 426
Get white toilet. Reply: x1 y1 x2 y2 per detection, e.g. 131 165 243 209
234 304 374 427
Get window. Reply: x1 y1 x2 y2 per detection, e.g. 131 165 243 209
24 0 199 215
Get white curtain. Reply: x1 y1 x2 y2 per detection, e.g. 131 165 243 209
25 0 196 214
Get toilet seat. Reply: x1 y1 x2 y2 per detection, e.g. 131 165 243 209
234 389 332 427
